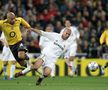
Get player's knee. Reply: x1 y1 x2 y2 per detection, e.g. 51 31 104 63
43 67 52 76
32 59 44 70
18 51 29 60
18 51 26 59
18 46 29 60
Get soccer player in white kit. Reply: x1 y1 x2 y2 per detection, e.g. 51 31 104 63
15 27 71 85
0 32 16 79
39 25 55 77
60 20 80 76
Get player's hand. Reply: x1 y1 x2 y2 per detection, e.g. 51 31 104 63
30 28 37 32
24 26 32 32
30 28 35 31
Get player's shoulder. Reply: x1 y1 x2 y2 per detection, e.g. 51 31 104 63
46 31 58 35
70 26 78 30
15 17 23 22
48 32 60 37
0 19 7 24
52 32 59 35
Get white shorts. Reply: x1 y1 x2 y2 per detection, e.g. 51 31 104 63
39 54 57 70
64 44 77 58
1 46 15 61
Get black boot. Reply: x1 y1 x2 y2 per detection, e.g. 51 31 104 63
36 75 47 85
36 77 43 85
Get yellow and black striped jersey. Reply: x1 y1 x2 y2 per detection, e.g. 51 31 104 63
0 17 30 45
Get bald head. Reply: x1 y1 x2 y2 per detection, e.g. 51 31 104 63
62 28 71 40
7 12 16 25
7 12 15 18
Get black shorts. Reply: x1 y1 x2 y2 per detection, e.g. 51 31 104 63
9 41 27 63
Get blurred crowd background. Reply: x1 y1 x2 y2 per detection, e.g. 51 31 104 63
0 0 108 58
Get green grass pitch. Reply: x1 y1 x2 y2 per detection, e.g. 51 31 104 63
0 76 108 90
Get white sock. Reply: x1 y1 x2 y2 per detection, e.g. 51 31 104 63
68 61 76 76
22 66 31 74
10 65 16 78
51 65 55 77
3 66 7 76
70 61 76 74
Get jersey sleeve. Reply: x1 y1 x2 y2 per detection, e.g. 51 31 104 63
41 31 57 41
20 17 31 29
39 36 44 47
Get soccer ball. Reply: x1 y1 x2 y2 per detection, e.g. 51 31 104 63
88 61 99 72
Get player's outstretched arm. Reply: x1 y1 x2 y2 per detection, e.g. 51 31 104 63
21 17 31 29
31 28 42 35
31 28 56 41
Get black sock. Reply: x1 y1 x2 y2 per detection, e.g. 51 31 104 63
36 77 43 85
36 75 47 85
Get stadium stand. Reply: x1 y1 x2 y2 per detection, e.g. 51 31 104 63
0 0 108 58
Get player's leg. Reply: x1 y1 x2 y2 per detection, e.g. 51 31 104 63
10 61 16 79
36 66 52 85
36 57 55 85
65 45 77 77
20 58 44 75
50 64 55 77
100 62 108 75
17 46 29 67
2 61 8 79
18 45 29 60
15 58 44 78
1 46 9 79
9 42 29 67
8 49 16 79
65 56 76 76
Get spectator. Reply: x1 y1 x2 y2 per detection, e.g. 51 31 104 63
0 0 107 58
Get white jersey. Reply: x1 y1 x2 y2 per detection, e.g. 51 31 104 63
60 26 80 46
41 31 70 59
0 32 15 61
39 36 51 50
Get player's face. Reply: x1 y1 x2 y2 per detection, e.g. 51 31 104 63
65 20 71 27
62 29 71 40
7 16 15 25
